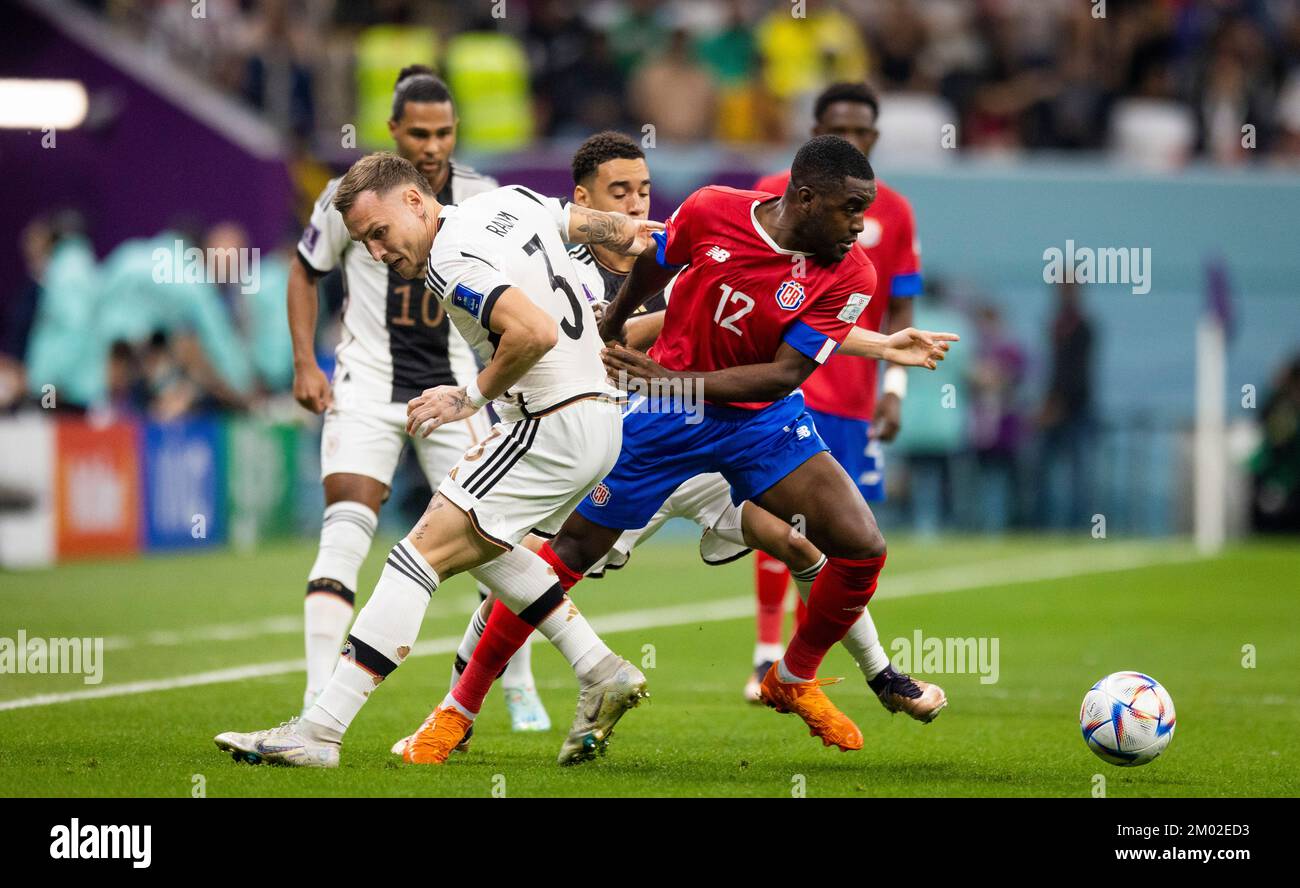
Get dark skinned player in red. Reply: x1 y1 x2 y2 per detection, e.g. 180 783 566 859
746 81 933 708
420 135 929 756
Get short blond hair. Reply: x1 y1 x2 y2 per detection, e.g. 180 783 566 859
332 152 432 216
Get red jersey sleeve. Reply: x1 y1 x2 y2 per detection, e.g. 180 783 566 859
657 187 709 268
780 254 878 364
884 196 922 297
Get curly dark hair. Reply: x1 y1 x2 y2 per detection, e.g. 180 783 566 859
571 131 645 185
790 135 874 194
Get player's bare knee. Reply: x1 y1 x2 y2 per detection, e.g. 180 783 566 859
783 528 823 573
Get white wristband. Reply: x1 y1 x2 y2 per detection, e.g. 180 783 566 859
465 379 489 409
883 365 908 400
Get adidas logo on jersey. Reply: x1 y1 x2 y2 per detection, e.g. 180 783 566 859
706 245 730 263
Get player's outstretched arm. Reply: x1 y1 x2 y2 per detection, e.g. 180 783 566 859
599 251 678 343
567 205 664 257
838 326 958 369
603 341 818 405
406 288 558 437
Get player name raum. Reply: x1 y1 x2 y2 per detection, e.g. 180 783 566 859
49 820 151 869
616 371 704 425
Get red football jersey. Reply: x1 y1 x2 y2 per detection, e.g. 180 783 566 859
649 185 878 410
753 172 922 420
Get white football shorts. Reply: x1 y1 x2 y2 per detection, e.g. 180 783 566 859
438 395 624 547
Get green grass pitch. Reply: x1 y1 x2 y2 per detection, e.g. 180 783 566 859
1 534 1297 797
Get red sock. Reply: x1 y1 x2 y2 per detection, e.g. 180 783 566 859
754 551 790 645
793 598 808 634
538 541 584 592
452 600 534 714
782 554 886 680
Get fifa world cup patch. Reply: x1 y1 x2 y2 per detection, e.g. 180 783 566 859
589 482 612 506
775 280 806 311
837 292 871 323
452 284 484 315
300 224 320 252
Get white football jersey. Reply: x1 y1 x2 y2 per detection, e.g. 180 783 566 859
297 160 497 402
424 185 619 421
567 243 669 313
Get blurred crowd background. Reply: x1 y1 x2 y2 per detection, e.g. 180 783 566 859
74 0 1300 162
2 0 1298 552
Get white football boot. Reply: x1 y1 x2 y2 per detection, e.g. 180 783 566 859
504 684 552 732
557 653 648 766
215 718 339 768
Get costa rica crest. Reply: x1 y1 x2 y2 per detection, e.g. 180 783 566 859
775 280 806 311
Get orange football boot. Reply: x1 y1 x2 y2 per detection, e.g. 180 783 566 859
402 705 474 765
759 662 864 751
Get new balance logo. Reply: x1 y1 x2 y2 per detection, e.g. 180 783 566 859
706 246 730 263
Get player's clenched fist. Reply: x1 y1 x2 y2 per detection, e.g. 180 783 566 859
293 362 333 414
406 385 478 438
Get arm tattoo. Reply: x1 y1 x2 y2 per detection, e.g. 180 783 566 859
572 207 631 252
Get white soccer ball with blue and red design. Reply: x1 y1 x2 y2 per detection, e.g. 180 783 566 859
1079 671 1176 766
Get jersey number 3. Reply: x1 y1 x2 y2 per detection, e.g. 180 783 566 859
714 283 754 336
523 234 584 340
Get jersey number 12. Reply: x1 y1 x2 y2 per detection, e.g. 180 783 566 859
714 283 754 336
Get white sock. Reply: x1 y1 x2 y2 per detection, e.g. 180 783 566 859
303 501 377 702
304 595 353 708
439 692 477 720
471 545 611 682
536 604 609 681
303 538 438 739
753 642 784 667
451 598 491 694
776 657 805 684
791 554 891 681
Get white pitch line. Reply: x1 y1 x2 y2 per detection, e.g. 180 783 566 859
92 544 1140 652
0 544 1197 713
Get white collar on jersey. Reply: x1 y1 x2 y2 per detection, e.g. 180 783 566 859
749 199 813 257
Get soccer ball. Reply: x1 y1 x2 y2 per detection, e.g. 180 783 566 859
1079 671 1176 766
